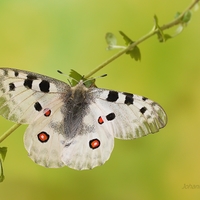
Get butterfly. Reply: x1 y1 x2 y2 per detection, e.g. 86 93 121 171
0 68 167 170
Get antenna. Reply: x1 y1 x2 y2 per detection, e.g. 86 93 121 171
82 74 107 84
57 70 107 86
57 70 79 85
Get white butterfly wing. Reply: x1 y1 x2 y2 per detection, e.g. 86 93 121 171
0 68 70 124
24 105 66 168
61 88 167 170
0 68 70 168
92 89 167 139
61 102 114 170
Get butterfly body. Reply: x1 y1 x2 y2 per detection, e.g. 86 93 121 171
0 68 167 170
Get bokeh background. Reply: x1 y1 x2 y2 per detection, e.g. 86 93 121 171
0 0 200 199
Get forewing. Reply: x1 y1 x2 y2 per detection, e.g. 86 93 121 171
90 88 167 139
0 68 70 124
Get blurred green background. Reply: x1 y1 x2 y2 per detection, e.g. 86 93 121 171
0 0 200 199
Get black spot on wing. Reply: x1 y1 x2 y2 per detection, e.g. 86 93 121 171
89 139 100 149
140 106 147 114
24 74 38 89
34 102 42 111
142 97 148 101
3 69 8 76
124 95 134 105
9 83 15 91
14 71 19 77
106 91 119 102
37 132 50 143
106 113 115 121
98 116 104 124
39 80 50 93
24 79 33 89
43 108 51 117
123 92 134 105
64 142 72 147
123 92 133 97
27 74 37 80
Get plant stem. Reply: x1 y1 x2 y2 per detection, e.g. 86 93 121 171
85 0 199 79
0 124 21 143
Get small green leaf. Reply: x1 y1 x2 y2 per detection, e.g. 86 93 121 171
153 15 166 42
119 31 133 45
0 147 7 161
175 11 192 24
83 79 96 88
69 69 83 86
105 32 117 46
69 69 95 88
174 25 184 36
158 31 172 42
157 31 165 42
153 15 161 32
153 15 159 27
0 160 5 182
119 31 141 61
182 10 192 23
174 12 181 19
105 32 126 50
163 34 172 41
0 147 7 183
126 46 141 61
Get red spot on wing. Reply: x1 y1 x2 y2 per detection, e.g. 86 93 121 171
89 139 100 149
37 132 50 143
98 116 104 124
43 108 51 117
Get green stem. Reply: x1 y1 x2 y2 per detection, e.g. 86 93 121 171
85 0 199 78
0 124 21 143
